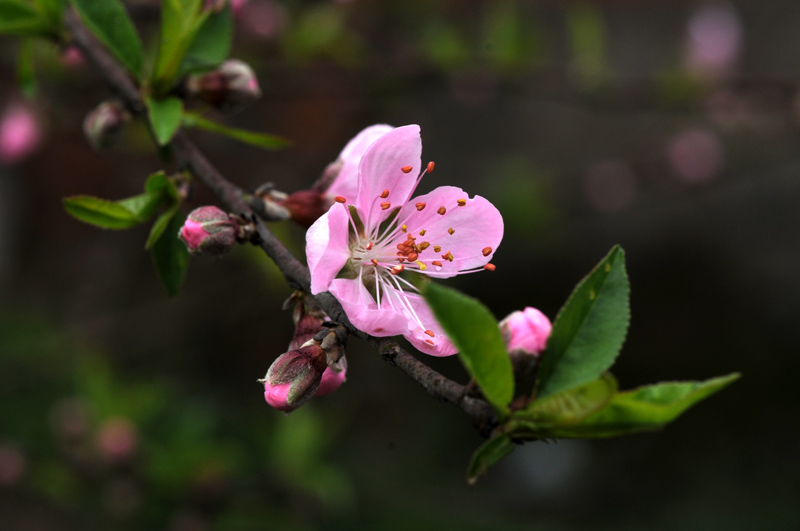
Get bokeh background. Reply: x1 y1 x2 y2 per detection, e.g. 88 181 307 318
1 0 798 529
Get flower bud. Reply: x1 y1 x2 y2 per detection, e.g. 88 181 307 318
314 356 347 397
186 59 261 113
262 344 328 412
83 99 130 150
0 103 41 165
179 206 239 256
499 307 552 357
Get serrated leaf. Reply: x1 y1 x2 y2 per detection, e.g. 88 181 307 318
466 433 515 486
152 212 189 296
182 113 291 150
424 283 514 416
0 1 51 36
146 96 184 145
543 373 741 438
71 0 143 78
178 5 232 77
536 245 630 399
63 196 143 229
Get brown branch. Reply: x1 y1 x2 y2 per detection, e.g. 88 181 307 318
64 8 497 434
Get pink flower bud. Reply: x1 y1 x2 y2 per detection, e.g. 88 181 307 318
0 103 41 165
83 100 130 150
96 417 138 462
179 206 239 256
186 59 261 113
499 307 552 356
262 344 328 412
314 357 347 397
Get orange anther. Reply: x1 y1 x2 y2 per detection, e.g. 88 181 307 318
380 189 390 198
408 252 419 262
418 241 430 250
448 228 454 235
391 264 405 275
380 201 391 210
419 229 427 236
437 206 446 215
401 165 413 173
431 260 443 267
433 245 441 253
416 202 426 211
425 339 435 345
427 161 435 173
457 199 467 207
334 196 346 203
442 251 454 262
484 263 496 271
424 329 435 337
371 259 378 266
482 247 492 256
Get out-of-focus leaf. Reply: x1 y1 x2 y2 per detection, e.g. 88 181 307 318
63 196 140 229
466 433 515 486
536 246 629 399
71 0 143 78
0 1 51 36
146 204 179 249
424 283 514 416
145 170 180 201
183 112 291 150
34 0 64 27
118 193 164 222
146 96 184 145
179 5 232 76
17 39 36 98
152 212 189 296
152 0 211 92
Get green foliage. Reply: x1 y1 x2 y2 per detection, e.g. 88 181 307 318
536 245 630 399
62 195 143 229
183 112 292 150
179 5 232 77
0 1 53 37
152 212 189 296
145 96 184 146
17 39 36 98
466 433 515 486
71 0 143 78
424 283 514 416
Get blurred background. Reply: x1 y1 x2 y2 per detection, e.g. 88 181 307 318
1 0 798 529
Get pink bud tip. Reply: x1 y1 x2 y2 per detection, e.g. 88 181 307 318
500 307 552 356
314 362 347 397
264 381 296 412
180 219 210 251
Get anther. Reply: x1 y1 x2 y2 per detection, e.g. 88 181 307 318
419 241 430 250
433 245 441 253
401 166 413 174
424 330 435 337
416 202 426 211
371 259 378 266
419 229 427 236
391 264 405 275
334 196 346 203
431 260 443 267
448 228 454 235
427 161 435 173
401 224 407 232
457 199 466 207
442 251 454 262
437 206 446 215
417 261 427 270
484 263 496 271
482 246 492 256
425 339 435 345
380 202 391 210
408 252 419 262
380 189 390 198
366 242 373 250
397 257 405 263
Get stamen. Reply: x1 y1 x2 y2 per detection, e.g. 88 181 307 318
397 257 405 263
416 261 427 270
401 166 413 174
416 202 426 211
442 251 454 262
425 339 435 345
380 189 390 198
437 206 446 215
366 242 373 250
380 201 391 210
408 252 419 262
418 241 430 250
484 263 496 271
424 330 435 337
371 259 378 266
433 245 441 253
334 196 346 203
431 260 443 267
448 228 454 235
427 161 435 173
391 264 405 275
482 246 492 256
457 199 467 207
401 224 407 232
419 229 427 236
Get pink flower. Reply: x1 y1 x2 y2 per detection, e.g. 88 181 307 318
0 103 41 165
499 307 552 356
306 125 503 356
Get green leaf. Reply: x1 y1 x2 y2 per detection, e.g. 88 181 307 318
146 96 184 145
182 113 291 150
71 0 144 78
544 373 741 438
152 0 209 93
117 193 163 222
178 5 232 76
63 196 140 229
17 39 36 98
146 205 179 249
152 212 189 297
466 433 515 486
516 373 617 428
144 170 180 201
0 1 51 36
34 0 64 27
536 246 630 399
424 283 514 416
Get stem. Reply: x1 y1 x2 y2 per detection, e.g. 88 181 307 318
63 8 497 434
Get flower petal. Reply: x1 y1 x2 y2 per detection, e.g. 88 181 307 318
306 204 352 295
327 124 395 203
395 186 503 278
400 292 458 357
328 278 409 337
356 124 422 232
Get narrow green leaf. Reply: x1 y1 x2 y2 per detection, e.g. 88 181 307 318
146 204 178 249
144 170 179 201
544 373 741 438
63 196 140 229
152 212 189 297
0 1 51 36
117 193 164 223
466 433 515 486
178 5 232 76
182 113 291 150
424 283 514 416
146 96 184 145
17 39 36 98
71 0 143 78
536 246 630 399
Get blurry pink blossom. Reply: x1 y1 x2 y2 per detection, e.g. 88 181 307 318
685 3 742 75
235 0 287 40
0 103 42 165
667 128 725 183
96 417 138 462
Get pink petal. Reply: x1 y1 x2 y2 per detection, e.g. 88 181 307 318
306 204 352 295
327 124 395 203
328 278 408 337
400 292 458 357
356 124 422 231
396 186 503 278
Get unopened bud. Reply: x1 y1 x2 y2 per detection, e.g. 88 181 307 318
261 344 328 412
186 59 261 113
83 100 130 150
179 206 239 256
279 190 327 228
499 307 552 357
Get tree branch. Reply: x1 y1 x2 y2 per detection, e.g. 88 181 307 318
64 8 496 434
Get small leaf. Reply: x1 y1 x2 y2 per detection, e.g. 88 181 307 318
17 39 36 98
145 204 179 249
152 212 189 296
146 96 184 146
178 5 232 76
466 433 515 486
145 170 179 201
0 1 51 36
424 283 514 416
536 246 630 399
517 373 617 428
63 196 140 229
182 113 291 150
71 0 144 78
544 373 741 438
